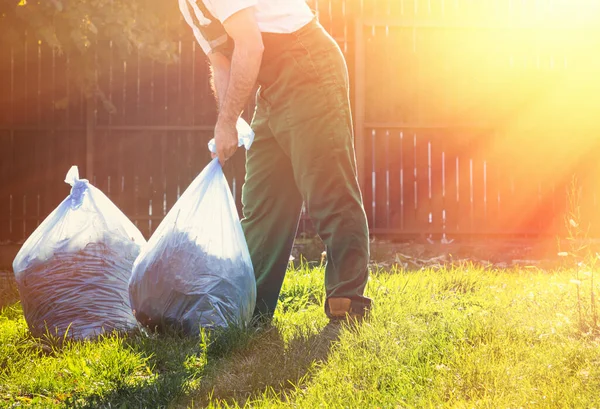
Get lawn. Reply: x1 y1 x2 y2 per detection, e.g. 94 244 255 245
1 263 600 408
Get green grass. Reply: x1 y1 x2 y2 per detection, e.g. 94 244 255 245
2 264 600 408
0 269 19 309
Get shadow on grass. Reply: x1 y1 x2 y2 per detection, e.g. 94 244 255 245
184 322 342 408
63 330 206 409
65 322 342 408
4 306 341 409
61 324 260 409
71 323 342 408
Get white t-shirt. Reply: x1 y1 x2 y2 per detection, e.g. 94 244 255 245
179 0 314 54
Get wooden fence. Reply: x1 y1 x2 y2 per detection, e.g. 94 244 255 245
354 0 600 238
1 0 599 243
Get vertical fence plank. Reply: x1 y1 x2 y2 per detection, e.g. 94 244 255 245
0 43 11 126
25 131 42 237
328 0 344 41
95 42 110 128
164 133 181 215
388 130 402 230
117 135 136 227
317 0 333 32
11 133 28 242
135 131 152 238
132 50 143 125
442 133 459 235
514 147 535 235
148 133 166 236
32 37 42 127
495 137 514 236
383 129 392 229
137 56 155 127
485 152 500 235
456 135 472 234
528 164 544 235
21 34 41 238
8 34 26 242
403 0 416 16
430 133 444 237
42 131 58 224
403 132 417 232
69 127 87 189
472 154 486 235
46 47 60 217
38 42 54 125
373 129 388 230
93 129 110 204
110 54 125 127
65 55 83 130
180 133 194 192
154 41 168 128
12 33 29 127
178 36 193 126
364 25 384 124
364 128 374 228
122 50 139 127
354 19 367 194
430 0 444 18
94 123 110 198
0 132 12 242
414 132 430 235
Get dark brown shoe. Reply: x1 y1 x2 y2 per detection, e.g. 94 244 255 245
326 297 367 322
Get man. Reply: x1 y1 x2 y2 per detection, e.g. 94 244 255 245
179 0 372 323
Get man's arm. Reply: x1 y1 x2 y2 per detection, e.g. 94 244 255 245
207 52 230 110
210 7 263 164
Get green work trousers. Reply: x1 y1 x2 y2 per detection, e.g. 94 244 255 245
241 19 371 320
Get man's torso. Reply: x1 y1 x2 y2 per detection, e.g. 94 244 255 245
203 0 314 33
180 0 314 55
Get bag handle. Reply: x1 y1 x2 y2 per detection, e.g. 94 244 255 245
64 166 80 186
64 166 89 208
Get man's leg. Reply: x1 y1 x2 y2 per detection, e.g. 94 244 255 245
268 24 372 319
241 97 304 322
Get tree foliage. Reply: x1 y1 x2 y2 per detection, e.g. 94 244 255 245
0 0 182 108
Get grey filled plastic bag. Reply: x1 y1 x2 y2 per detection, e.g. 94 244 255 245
129 155 257 335
12 166 145 339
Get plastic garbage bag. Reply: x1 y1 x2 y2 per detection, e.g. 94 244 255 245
12 166 145 340
129 120 256 335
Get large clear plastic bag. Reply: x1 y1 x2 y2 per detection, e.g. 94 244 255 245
12 166 145 340
129 122 256 335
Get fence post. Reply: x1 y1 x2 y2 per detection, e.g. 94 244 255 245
85 98 95 181
354 16 366 192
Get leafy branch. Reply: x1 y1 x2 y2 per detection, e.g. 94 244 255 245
0 0 181 109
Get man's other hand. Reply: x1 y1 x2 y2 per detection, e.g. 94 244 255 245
212 118 238 165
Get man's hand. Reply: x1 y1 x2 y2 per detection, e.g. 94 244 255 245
212 117 238 165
